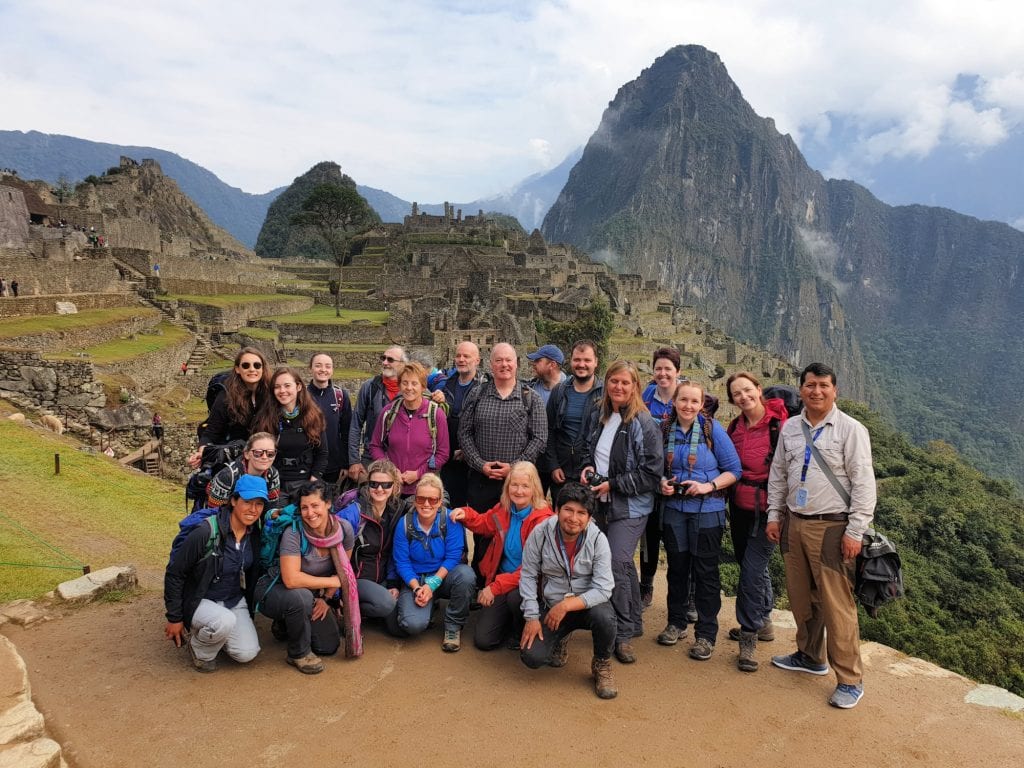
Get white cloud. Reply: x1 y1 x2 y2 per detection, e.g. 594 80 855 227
2 0 1023 199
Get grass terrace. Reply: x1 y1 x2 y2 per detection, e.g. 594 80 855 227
263 307 389 325
236 326 279 341
0 307 160 340
169 294 289 308
48 322 190 364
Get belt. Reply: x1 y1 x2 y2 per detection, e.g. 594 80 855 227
789 510 848 522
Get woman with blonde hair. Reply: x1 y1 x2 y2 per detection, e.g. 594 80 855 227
579 360 663 664
450 461 553 650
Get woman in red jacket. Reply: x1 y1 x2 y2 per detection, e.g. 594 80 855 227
725 372 789 673
450 461 553 651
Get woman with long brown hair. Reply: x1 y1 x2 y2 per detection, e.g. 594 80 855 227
256 367 327 503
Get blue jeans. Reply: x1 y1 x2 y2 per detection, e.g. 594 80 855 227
357 579 397 620
730 504 776 632
387 564 475 636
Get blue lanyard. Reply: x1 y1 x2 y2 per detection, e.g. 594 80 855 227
800 426 826 483
667 418 702 477
556 530 577 582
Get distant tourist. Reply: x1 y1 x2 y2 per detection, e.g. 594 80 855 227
180 361 188 376
430 340 484 508
151 413 164 441
766 362 876 709
348 346 407 483
526 344 567 406
519 482 617 699
0 278 6 297
9 279 16 298
307 353 353 493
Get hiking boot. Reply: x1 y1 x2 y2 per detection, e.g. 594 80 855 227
442 629 462 653
614 641 637 664
287 652 324 675
686 597 699 625
187 638 217 673
549 636 570 667
689 637 715 661
729 621 775 642
592 656 618 700
271 619 288 642
829 683 864 709
640 583 654 610
737 630 759 672
771 650 829 676
657 623 686 646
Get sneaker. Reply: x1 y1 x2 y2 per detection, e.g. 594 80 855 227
829 683 864 709
442 629 462 653
729 621 775 642
689 637 715 661
657 623 687 646
771 650 829 676
614 641 637 664
591 656 618 700
286 652 324 675
640 584 654 610
549 636 570 668
187 638 217 673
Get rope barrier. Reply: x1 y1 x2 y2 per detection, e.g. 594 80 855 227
0 510 89 571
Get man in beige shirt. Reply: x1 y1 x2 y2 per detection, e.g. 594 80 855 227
765 362 876 709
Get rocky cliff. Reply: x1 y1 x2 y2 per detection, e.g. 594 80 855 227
543 45 1024 485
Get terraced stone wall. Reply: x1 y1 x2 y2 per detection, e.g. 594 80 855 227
0 310 161 353
103 334 197 390
177 296 313 333
0 252 122 296
0 349 105 415
0 292 133 319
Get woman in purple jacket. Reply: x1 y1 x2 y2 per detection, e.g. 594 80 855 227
369 361 450 496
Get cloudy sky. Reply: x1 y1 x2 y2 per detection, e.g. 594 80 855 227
3 0 1022 201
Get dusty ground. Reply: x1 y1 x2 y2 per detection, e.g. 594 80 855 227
4 588 1023 768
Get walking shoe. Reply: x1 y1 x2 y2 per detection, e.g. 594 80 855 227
686 597 699 625
592 656 618 700
737 630 759 672
549 636 570 667
771 650 829 676
187 638 217 673
442 629 462 653
829 683 864 709
689 637 715 661
640 584 654 610
657 623 687 646
271 619 288 642
614 641 637 664
729 621 775 642
286 652 324 675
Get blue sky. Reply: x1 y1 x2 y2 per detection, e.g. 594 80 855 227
3 0 1023 202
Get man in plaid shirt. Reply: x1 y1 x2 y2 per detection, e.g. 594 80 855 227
458 342 548 582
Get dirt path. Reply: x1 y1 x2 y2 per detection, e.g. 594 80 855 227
5 591 1022 768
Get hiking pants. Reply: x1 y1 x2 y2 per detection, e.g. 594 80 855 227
520 601 616 668
596 510 647 644
639 498 663 588
473 588 524 650
357 579 398 619
781 515 862 685
257 581 340 659
386 563 475 636
730 503 776 632
189 597 259 663
663 512 723 643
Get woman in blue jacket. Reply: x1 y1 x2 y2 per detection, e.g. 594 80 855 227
386 473 474 652
656 380 741 661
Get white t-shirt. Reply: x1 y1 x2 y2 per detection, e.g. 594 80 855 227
594 413 622 501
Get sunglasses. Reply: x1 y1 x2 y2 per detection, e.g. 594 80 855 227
368 480 395 490
248 449 276 458
415 495 442 507
380 355 400 363
239 361 263 370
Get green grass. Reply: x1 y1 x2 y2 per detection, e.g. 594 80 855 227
285 342 387 352
263 306 389 325
236 326 278 341
0 307 160 340
169 294 291 308
0 420 182 600
48 323 191 364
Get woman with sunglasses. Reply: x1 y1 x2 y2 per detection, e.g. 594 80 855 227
255 367 328 503
369 361 450 497
205 431 283 509
188 347 272 469
387 473 474 652
579 360 663 664
339 459 406 620
449 461 552 651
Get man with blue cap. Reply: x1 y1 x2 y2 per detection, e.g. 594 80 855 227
526 344 567 406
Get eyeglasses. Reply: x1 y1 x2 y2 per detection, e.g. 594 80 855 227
380 355 400 363
248 449 277 458
415 495 442 507
368 480 395 490
239 361 263 370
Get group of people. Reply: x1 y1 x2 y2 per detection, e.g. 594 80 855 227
164 340 876 707
0 277 18 297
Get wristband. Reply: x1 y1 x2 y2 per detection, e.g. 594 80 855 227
425 575 443 591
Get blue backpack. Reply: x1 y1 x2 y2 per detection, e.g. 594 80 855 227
258 504 308 573
168 508 220 565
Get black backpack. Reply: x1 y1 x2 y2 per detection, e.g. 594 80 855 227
762 385 802 417
856 529 905 617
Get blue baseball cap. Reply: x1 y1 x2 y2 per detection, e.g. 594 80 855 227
526 344 565 365
234 475 269 502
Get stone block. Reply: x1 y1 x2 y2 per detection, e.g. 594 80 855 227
0 701 44 746
965 684 1024 712
54 302 78 315
55 565 137 603
0 601 50 628
0 738 62 768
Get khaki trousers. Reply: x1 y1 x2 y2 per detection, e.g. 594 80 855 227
781 514 862 684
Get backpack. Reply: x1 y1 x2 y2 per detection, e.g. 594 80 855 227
168 508 220 565
403 508 447 542
258 504 309 573
380 399 441 470
205 370 231 412
184 441 246 512
664 413 715 472
762 385 802 417
855 529 905 618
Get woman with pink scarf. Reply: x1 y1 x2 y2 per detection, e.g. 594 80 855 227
255 481 362 674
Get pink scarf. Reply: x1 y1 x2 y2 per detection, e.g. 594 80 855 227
304 517 363 658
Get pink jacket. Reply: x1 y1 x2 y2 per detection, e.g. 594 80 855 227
369 399 450 495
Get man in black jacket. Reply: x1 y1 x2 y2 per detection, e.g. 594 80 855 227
430 340 483 507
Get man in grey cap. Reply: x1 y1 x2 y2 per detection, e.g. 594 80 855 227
526 344 567 407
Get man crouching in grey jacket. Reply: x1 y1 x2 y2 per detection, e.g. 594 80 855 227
519 482 618 699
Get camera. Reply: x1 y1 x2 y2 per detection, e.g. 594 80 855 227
584 470 608 487
669 480 690 497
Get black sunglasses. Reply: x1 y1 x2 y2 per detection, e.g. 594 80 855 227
239 361 263 370
367 480 395 490
380 355 400 364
